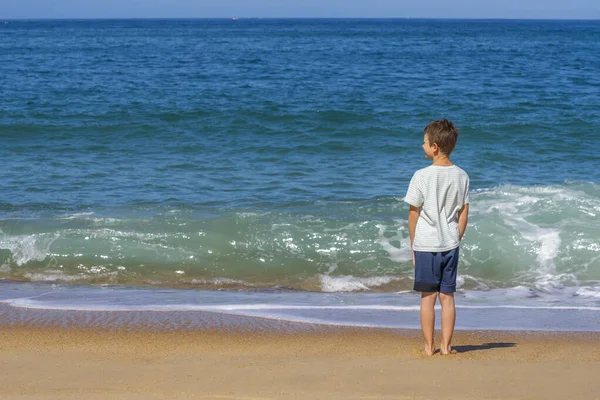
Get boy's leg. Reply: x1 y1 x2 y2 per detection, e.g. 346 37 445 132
439 292 456 354
438 248 459 355
420 291 437 356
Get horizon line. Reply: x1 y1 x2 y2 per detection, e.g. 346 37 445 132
2 17 600 21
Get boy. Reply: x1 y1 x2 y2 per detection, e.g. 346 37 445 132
404 119 470 356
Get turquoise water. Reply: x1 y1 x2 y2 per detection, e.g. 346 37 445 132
1 20 599 325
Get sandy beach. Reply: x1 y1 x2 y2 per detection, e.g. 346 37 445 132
2 321 599 400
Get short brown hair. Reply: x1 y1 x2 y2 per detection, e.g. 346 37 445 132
424 119 459 155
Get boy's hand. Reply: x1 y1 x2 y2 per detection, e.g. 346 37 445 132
408 205 420 267
458 203 469 241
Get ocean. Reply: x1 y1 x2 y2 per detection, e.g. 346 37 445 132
1 19 599 331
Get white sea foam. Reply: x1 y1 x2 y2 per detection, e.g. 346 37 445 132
319 274 401 292
467 184 598 290
376 222 412 263
59 212 96 219
575 286 600 298
456 275 490 290
6 297 600 313
0 234 56 266
23 271 85 282
190 277 252 286
23 268 119 282
572 239 600 252
58 213 121 224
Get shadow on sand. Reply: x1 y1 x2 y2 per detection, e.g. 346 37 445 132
452 342 517 353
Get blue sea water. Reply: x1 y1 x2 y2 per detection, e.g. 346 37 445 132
1 19 599 330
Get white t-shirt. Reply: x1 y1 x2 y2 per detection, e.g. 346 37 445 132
404 165 470 252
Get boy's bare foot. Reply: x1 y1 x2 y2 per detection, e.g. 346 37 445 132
440 347 457 355
422 344 435 356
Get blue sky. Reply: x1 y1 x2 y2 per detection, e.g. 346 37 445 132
2 0 599 19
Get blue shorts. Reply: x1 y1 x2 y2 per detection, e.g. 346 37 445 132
413 248 459 293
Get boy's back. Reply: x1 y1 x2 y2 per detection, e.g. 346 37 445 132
405 164 469 252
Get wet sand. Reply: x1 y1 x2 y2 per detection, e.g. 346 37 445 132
1 322 599 400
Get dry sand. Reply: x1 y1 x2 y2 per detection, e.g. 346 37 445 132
1 324 599 400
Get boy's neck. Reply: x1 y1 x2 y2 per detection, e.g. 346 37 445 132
431 153 453 166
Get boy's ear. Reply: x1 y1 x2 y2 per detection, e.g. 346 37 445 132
432 142 439 153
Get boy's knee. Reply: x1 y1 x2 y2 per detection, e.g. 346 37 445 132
420 292 438 305
439 292 455 304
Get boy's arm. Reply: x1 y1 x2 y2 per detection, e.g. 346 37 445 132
458 203 469 241
408 205 420 265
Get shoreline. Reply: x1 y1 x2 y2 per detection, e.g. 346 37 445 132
3 301 600 333
3 282 599 333
2 313 600 399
